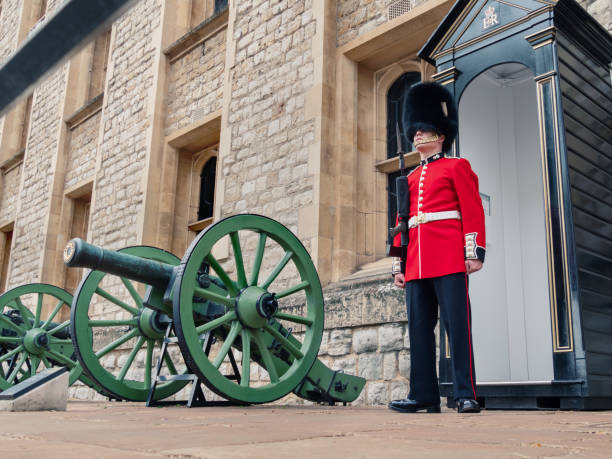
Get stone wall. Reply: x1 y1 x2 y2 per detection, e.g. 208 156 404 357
222 0 316 239
64 111 101 190
0 0 20 65
579 0 612 33
0 165 20 224
0 0 22 146
88 0 162 249
336 1 611 48
165 28 226 134
7 65 68 288
337 0 396 46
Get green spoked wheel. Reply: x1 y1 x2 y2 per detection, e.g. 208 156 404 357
70 246 189 401
0 283 95 391
174 214 324 404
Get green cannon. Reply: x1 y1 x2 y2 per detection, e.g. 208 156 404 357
0 284 100 392
64 214 365 404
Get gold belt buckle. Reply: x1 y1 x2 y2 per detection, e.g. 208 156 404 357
417 213 426 225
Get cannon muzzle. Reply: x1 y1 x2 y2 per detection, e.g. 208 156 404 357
63 238 175 290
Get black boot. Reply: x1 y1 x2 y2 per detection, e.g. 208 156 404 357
388 398 441 413
456 398 480 413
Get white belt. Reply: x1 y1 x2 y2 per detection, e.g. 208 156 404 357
408 211 461 229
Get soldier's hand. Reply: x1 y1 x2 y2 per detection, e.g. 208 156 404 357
465 259 483 274
394 273 406 288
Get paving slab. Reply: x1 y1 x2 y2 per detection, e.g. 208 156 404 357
0 402 611 458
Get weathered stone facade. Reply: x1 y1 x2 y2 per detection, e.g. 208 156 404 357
8 65 68 287
64 110 101 191
166 28 226 134
1 0 611 406
89 0 162 249
337 0 398 46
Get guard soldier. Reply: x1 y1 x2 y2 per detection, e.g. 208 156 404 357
388 81 485 414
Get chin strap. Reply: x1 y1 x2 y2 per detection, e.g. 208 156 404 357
414 134 440 146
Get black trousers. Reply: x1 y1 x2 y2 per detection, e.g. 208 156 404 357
405 272 477 403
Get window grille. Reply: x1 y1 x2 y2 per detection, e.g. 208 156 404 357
388 0 415 21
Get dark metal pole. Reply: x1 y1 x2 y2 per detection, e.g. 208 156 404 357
0 0 139 117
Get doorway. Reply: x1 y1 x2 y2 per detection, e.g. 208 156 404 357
458 62 554 383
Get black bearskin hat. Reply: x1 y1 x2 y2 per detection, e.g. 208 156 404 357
401 81 458 153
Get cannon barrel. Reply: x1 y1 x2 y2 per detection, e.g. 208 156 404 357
63 238 175 290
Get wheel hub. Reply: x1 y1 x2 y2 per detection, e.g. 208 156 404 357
23 328 48 355
236 287 278 329
138 308 165 339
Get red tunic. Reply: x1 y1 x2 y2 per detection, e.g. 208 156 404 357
392 155 486 281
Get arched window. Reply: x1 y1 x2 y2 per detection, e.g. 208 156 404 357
387 72 420 232
198 156 217 221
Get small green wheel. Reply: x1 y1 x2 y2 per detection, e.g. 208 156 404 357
0 283 96 391
174 214 324 404
70 246 189 401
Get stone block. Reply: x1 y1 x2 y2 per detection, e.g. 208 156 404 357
398 350 410 378
352 328 377 353
366 381 387 406
0 367 68 411
328 329 352 356
358 352 383 380
330 355 356 374
390 380 409 401
379 324 404 351
383 352 397 380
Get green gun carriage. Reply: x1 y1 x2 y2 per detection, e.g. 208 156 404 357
61 214 365 405
0 283 100 392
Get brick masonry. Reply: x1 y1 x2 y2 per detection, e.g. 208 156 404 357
222 0 316 237
8 65 68 288
0 164 20 224
165 28 226 134
64 111 101 190
88 0 162 249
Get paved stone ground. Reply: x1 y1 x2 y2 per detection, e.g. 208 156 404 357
1 402 611 458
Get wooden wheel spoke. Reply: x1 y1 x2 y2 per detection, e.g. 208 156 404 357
30 357 40 377
35 293 44 326
205 254 239 296
41 300 66 328
117 336 144 382
41 355 52 368
0 345 23 363
120 277 144 310
95 328 139 359
163 352 178 375
14 297 34 322
261 251 294 290
7 352 27 383
212 321 242 369
193 286 235 308
144 340 153 390
263 323 303 360
49 337 72 345
275 281 310 300
88 318 139 327
0 314 26 334
240 328 251 387
195 310 236 334
249 232 267 287
46 349 76 367
46 321 70 336
230 232 248 289
95 287 139 316
274 311 313 326
253 330 279 383
0 336 20 344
